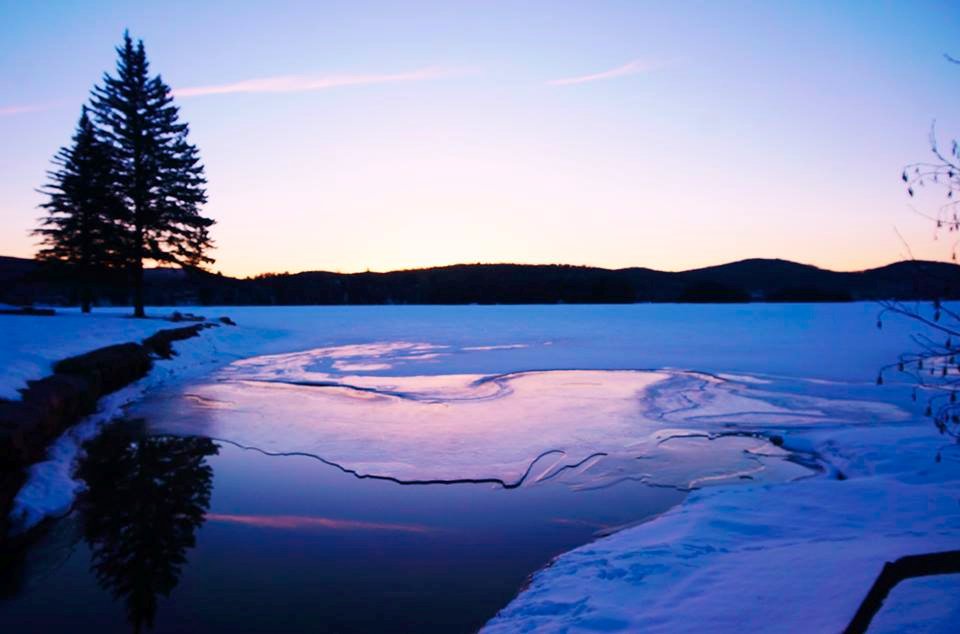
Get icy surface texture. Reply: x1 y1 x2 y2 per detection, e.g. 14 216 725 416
133 341 905 492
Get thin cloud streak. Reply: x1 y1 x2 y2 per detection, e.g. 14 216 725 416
0 103 56 117
174 67 464 98
547 59 662 86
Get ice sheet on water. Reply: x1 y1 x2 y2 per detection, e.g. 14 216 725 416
130 342 907 491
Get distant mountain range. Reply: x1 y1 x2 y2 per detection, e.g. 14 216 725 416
2 255 959 306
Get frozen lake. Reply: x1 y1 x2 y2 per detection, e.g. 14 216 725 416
2 303 952 632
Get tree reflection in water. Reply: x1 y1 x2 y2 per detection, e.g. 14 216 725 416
78 427 218 633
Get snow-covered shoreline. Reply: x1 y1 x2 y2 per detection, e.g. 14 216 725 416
0 310 193 401
483 416 960 633
4 310 266 532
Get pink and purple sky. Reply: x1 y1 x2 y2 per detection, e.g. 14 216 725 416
1 0 958 277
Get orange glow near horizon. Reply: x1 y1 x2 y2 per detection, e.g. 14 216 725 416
1 3 957 278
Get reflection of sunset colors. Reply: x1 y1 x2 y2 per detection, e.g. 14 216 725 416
138 341 905 492
207 513 434 533
1 3 957 275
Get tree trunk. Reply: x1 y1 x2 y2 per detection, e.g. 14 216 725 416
81 288 92 314
133 259 145 318
81 214 92 314
132 222 145 318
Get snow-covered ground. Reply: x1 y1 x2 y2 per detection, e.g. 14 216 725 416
4 303 957 630
6 309 256 530
483 420 960 633
0 310 186 400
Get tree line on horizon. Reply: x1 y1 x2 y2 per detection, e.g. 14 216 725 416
5 257 960 307
34 31 213 317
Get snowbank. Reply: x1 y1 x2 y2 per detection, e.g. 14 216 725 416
6 313 256 532
10 385 145 530
0 310 197 400
483 409 960 632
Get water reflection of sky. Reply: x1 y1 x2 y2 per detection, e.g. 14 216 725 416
133 345 882 491
0 439 682 633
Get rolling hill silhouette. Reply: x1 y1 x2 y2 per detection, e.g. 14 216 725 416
1 255 958 306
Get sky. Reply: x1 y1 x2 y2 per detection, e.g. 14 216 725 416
1 0 959 277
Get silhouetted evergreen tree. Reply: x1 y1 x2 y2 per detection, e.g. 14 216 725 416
90 32 213 317
34 107 123 312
